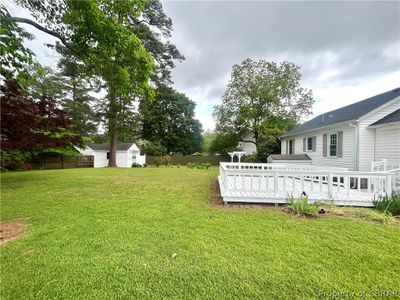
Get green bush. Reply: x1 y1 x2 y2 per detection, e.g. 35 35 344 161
287 194 317 216
373 194 400 216
131 163 142 168
186 162 210 170
242 155 258 163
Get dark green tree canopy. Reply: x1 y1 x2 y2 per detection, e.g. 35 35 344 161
141 86 203 155
0 5 34 81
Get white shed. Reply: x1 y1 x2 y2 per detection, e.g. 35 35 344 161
78 143 146 168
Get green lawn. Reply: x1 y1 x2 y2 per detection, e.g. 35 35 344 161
1 167 399 299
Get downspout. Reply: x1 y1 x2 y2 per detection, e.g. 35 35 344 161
349 122 358 171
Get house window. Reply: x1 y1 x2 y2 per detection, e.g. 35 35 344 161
329 133 337 157
107 152 110 160
307 137 313 151
288 139 294 155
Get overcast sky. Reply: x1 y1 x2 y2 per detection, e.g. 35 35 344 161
13 0 400 131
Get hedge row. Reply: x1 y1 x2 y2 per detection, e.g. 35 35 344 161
145 155 230 166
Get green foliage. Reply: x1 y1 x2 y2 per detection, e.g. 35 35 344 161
141 86 203 154
373 194 400 216
213 58 313 156
242 155 259 163
0 150 28 171
208 133 240 155
186 162 210 169
141 141 168 156
0 5 35 81
287 194 317 216
202 131 217 154
131 163 142 168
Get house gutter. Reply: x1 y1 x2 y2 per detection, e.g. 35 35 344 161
348 122 359 171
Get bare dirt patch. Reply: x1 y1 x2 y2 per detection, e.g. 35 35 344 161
0 221 27 245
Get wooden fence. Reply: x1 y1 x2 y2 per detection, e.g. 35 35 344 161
28 155 94 170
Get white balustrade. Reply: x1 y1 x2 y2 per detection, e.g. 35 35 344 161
219 162 395 206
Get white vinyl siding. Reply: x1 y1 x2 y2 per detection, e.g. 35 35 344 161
358 97 400 171
374 124 400 161
281 124 355 170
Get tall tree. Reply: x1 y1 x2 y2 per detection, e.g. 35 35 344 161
103 0 184 144
9 0 155 166
141 86 203 155
57 51 100 138
127 0 184 86
213 58 313 156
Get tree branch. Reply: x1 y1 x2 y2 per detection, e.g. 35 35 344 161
10 16 72 51
241 140 256 145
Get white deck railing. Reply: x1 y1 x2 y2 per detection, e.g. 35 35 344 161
219 163 394 206
371 159 400 172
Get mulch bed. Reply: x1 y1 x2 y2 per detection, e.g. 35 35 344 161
0 221 27 245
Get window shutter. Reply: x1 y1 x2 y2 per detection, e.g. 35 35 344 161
337 131 343 158
286 140 288 154
303 138 306 152
312 136 317 152
292 140 295 154
323 134 327 157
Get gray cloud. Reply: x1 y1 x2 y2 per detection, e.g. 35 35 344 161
162 1 400 129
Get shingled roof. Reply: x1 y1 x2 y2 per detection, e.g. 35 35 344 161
87 143 135 151
282 87 400 137
269 154 312 161
370 109 400 127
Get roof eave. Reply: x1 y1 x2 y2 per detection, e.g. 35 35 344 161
368 121 400 129
280 119 358 138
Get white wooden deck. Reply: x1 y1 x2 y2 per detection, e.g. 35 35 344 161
219 163 398 207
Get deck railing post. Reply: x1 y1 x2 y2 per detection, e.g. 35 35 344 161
383 159 387 171
273 171 278 196
328 173 333 196
386 174 392 195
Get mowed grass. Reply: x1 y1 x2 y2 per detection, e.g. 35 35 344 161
1 167 399 299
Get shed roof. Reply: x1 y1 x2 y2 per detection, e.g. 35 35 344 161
282 87 400 137
87 143 135 151
369 109 400 127
269 154 312 161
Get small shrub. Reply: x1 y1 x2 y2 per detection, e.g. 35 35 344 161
187 162 195 169
242 155 258 163
143 163 147 168
131 163 142 168
373 194 400 216
287 194 317 216
203 162 211 169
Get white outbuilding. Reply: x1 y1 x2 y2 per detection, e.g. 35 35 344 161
79 143 146 168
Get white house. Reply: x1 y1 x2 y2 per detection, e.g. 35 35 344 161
238 133 257 155
279 88 400 171
79 143 146 168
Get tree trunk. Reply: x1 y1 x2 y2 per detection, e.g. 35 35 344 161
254 130 259 153
108 88 118 167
